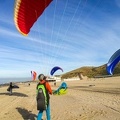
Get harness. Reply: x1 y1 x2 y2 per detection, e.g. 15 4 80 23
37 82 50 105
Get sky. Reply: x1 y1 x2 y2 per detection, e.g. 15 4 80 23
0 0 120 78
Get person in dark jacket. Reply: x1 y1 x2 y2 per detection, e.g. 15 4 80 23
9 82 13 95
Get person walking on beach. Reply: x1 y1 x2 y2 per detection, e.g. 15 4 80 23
36 74 52 120
7 82 13 95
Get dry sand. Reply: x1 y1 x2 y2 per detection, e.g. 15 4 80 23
0 76 120 120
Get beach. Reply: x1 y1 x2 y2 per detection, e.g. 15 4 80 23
0 77 120 120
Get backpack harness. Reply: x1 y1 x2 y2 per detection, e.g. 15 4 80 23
36 82 49 110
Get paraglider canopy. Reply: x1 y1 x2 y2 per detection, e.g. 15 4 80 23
60 82 67 89
31 71 37 81
106 49 120 75
50 66 63 75
14 0 52 35
53 82 67 95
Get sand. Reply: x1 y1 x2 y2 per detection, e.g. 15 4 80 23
0 76 120 120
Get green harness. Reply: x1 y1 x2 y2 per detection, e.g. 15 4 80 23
36 82 49 110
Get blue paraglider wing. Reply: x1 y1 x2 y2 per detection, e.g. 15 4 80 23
60 82 67 89
50 66 63 75
107 49 120 75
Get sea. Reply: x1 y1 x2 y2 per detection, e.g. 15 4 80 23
0 77 31 85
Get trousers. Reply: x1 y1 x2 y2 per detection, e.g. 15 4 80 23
37 104 51 120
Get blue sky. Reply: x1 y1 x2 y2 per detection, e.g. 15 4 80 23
0 0 120 78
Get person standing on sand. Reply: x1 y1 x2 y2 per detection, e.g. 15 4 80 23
36 74 52 120
9 82 13 95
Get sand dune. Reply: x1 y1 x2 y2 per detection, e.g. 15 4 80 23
0 76 120 120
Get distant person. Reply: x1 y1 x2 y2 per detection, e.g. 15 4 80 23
36 74 52 120
7 82 13 95
54 81 56 86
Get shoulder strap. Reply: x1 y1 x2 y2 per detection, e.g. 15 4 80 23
37 82 46 90
36 82 49 97
37 82 49 105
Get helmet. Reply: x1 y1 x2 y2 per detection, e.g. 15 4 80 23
38 74 44 80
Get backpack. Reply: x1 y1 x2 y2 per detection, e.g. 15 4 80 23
36 82 49 111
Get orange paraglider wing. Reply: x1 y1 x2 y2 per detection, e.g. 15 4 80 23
14 0 52 36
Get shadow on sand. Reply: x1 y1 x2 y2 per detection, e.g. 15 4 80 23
68 85 120 95
68 85 95 89
0 92 28 97
16 107 37 120
79 88 120 95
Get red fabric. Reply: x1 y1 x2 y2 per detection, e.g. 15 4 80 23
32 71 37 81
39 80 52 94
15 0 52 35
